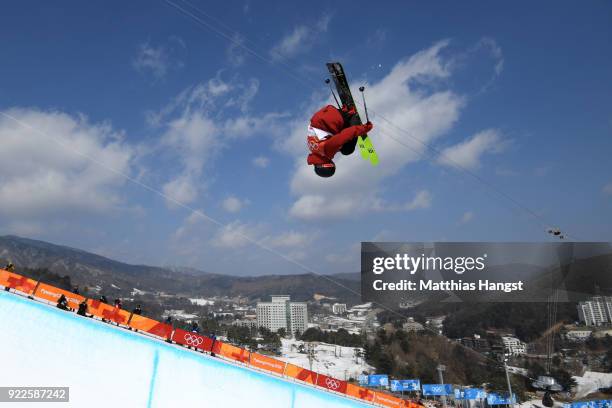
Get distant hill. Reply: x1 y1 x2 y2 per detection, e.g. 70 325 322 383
0 235 361 304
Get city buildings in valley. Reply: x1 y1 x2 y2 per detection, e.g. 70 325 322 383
577 296 612 326
501 336 527 356
565 330 593 342
459 334 491 352
256 295 308 336
332 303 347 315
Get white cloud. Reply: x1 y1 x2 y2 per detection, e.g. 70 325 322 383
265 231 311 248
459 211 474 224
133 37 185 80
151 75 284 207
213 221 260 249
214 221 313 250
0 108 132 218
405 190 432 210
478 37 504 76
162 174 199 206
222 196 247 213
437 129 506 170
603 183 612 196
286 40 462 221
226 33 247 67
269 15 331 61
289 190 432 221
252 156 270 168
225 78 259 112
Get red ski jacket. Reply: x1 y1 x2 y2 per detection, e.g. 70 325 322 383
306 105 371 165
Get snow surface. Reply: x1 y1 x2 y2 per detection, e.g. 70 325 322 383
189 297 215 306
279 338 374 381
518 399 565 408
573 371 612 398
131 287 147 296
0 290 372 408
163 309 199 319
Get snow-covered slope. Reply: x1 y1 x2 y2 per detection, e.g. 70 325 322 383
279 338 374 381
0 291 371 408
573 371 612 398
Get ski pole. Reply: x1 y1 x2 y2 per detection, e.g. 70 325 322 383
359 86 369 122
325 79 341 109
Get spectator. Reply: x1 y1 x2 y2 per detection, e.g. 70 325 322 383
133 304 142 315
191 322 200 333
114 298 122 309
57 294 69 311
72 285 80 295
210 332 217 357
164 316 172 325
77 299 88 316
99 296 108 322
5 262 15 272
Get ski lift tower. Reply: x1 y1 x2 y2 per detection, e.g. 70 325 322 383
503 358 517 408
306 342 318 372
437 364 447 408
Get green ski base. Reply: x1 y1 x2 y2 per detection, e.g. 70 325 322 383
363 136 379 166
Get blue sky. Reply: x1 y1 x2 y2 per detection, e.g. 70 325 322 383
0 0 611 275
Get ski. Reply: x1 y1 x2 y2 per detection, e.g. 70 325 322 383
326 62 379 166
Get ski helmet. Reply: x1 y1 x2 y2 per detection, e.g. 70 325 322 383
314 162 335 178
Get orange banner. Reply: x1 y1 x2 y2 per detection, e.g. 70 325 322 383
34 283 84 310
373 392 406 407
346 384 375 401
215 341 250 363
86 299 131 325
0 271 37 294
284 363 317 385
249 352 286 375
127 314 172 339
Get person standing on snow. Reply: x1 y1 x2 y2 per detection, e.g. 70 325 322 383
77 299 88 316
306 104 373 177
57 294 69 311
133 304 142 315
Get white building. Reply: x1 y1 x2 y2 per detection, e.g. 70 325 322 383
577 296 612 326
501 336 527 355
332 303 347 315
257 295 308 336
402 317 424 332
565 330 592 342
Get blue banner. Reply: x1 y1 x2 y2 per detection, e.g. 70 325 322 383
487 393 516 405
390 380 420 392
464 388 487 400
368 374 389 387
422 384 453 396
564 401 612 408
454 389 464 399
358 375 369 386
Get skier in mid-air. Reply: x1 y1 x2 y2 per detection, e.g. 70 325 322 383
306 104 373 177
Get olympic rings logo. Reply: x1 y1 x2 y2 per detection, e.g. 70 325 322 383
325 378 341 390
184 333 204 346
